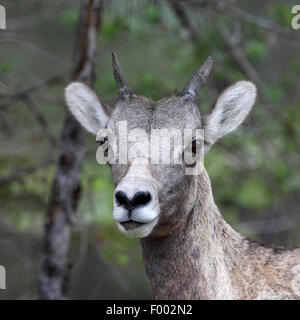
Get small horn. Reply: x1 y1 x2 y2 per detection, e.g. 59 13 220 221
181 57 214 99
112 52 133 100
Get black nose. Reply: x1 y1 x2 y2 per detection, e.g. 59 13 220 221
131 191 151 207
115 191 130 208
115 191 151 210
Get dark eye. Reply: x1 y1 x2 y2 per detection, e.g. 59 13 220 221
192 139 197 156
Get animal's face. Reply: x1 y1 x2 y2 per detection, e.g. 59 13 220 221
65 54 256 238
107 94 203 237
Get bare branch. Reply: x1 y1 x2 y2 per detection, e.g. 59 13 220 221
0 32 67 66
217 24 273 111
0 76 64 101
172 0 300 40
0 76 64 112
24 96 57 147
40 0 104 301
226 6 300 41
168 0 198 41
217 23 300 152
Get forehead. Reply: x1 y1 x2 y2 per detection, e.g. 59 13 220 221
108 95 202 132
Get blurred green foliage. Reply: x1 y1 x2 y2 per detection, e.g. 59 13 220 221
0 0 300 300
246 40 268 62
60 8 79 29
0 60 13 74
100 15 128 43
269 3 294 28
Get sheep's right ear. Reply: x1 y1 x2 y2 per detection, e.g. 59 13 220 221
65 82 111 134
202 81 256 154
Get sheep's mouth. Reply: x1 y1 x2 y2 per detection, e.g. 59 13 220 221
120 220 145 230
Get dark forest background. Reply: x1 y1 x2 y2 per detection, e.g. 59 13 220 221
0 0 300 299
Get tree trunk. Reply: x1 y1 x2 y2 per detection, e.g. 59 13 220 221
39 0 103 300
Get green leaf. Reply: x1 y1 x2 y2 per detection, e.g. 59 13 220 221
60 9 79 29
235 177 272 209
146 3 160 25
269 3 294 28
0 61 12 74
100 15 127 43
246 40 267 62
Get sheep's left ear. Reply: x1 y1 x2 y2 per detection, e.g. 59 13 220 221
202 81 256 154
65 82 111 134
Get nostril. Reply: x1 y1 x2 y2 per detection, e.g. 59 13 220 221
131 191 151 208
115 191 130 208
